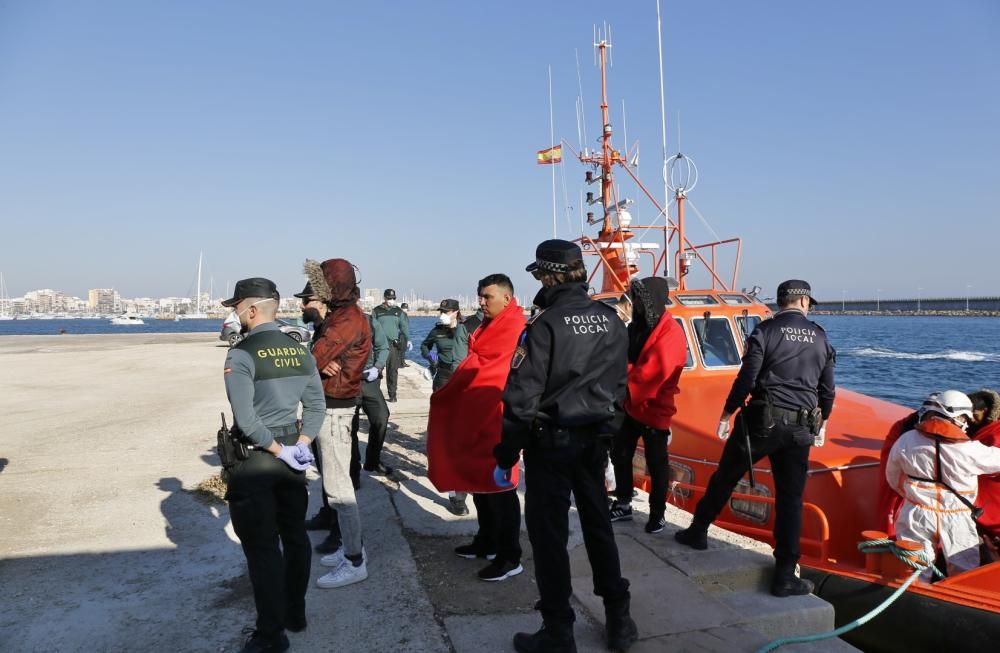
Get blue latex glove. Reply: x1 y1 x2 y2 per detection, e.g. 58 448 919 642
428 350 439 364
277 445 309 471
406 341 413 351
493 465 514 489
293 441 314 465
363 367 379 382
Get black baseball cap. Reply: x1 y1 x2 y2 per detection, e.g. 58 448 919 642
438 298 459 312
526 239 583 273
384 288 396 299
777 279 817 307
293 282 315 300
221 277 279 308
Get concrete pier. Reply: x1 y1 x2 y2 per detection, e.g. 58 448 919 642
0 334 856 652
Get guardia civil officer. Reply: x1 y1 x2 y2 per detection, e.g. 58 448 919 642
221 278 325 653
494 240 638 653
675 280 836 597
353 307 393 476
421 298 470 391
373 289 410 402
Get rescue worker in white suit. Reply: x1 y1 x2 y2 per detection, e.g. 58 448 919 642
886 390 1000 581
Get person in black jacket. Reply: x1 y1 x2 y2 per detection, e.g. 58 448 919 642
675 279 836 597
494 239 637 653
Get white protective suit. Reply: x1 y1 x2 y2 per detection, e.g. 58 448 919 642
886 424 1000 580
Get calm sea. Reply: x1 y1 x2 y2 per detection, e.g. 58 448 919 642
3 315 997 409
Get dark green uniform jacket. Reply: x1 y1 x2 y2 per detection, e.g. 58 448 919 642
420 323 470 368
367 313 390 370
224 322 326 446
373 304 409 344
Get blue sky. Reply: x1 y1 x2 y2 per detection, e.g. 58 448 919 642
1 0 997 302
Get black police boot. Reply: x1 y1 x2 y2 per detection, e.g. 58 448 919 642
512 624 577 653
771 563 815 597
673 522 709 550
304 507 334 531
238 630 289 653
605 595 638 652
285 613 307 633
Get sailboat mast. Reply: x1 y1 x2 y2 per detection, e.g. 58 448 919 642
196 252 203 313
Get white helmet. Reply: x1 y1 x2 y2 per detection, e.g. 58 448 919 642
919 390 974 429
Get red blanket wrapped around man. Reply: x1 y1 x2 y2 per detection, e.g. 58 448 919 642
427 299 526 493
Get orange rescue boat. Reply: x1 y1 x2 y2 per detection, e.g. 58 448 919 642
561 31 1000 652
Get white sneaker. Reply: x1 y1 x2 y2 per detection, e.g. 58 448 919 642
320 546 366 568
316 558 368 589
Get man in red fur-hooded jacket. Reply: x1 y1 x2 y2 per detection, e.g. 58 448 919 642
609 277 687 534
969 389 1000 546
427 273 527 581
885 390 1000 580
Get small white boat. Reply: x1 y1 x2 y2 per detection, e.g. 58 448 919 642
110 314 144 326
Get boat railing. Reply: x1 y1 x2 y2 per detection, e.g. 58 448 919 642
672 237 743 291
672 481 831 561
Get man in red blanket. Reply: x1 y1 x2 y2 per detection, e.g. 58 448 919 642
427 273 527 581
609 276 687 534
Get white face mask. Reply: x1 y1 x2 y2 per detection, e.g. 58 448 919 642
438 312 454 326
386 299 396 307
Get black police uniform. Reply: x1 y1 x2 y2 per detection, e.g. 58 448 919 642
222 278 326 651
495 240 636 652
679 281 835 590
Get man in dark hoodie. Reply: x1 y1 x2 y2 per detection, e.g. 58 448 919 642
609 277 688 534
303 258 372 590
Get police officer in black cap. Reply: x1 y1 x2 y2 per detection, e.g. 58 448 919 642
675 279 836 597
221 278 326 653
494 239 637 653
373 289 410 402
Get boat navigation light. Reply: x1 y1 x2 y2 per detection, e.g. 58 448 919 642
617 209 633 228
681 251 696 276
603 123 612 135
586 211 599 225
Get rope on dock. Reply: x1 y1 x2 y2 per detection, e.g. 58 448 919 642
755 537 942 653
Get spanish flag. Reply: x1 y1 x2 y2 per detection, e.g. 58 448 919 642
536 145 562 165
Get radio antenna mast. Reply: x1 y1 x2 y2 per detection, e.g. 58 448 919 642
655 0 671 277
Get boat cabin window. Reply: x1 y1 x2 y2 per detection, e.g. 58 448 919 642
676 294 719 306
691 317 742 367
720 294 753 305
674 318 695 368
735 315 763 346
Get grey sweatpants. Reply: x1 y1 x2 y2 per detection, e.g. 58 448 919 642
317 407 363 557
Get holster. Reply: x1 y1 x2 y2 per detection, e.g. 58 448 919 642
217 422 250 469
807 407 823 436
744 387 775 436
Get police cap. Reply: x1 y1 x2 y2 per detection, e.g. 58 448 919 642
526 239 583 273
777 279 817 308
221 277 279 307
293 282 315 300
384 288 396 299
438 298 459 312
